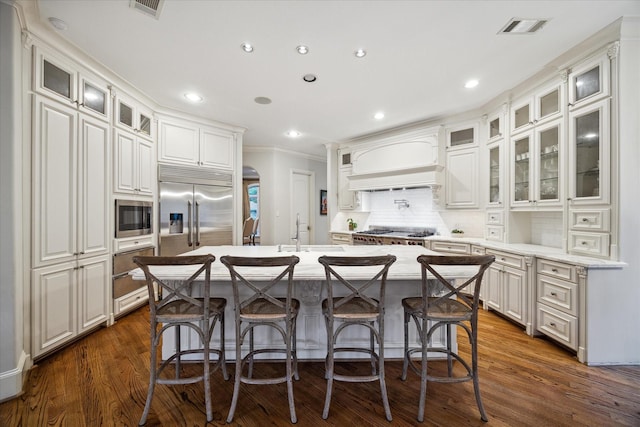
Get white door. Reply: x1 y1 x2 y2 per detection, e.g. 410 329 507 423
291 170 313 245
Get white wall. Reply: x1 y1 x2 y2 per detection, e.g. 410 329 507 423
0 0 27 400
244 147 328 245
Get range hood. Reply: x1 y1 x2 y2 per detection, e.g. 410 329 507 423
347 164 443 191
346 136 442 191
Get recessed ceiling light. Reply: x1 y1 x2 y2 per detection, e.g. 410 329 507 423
465 79 479 89
48 17 68 31
254 96 272 105
374 112 385 120
303 74 317 83
296 45 309 55
286 130 301 138
184 93 203 102
241 43 254 53
354 49 367 58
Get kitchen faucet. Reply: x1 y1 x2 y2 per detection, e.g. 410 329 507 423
292 213 301 252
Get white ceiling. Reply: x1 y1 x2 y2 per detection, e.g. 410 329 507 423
32 0 640 158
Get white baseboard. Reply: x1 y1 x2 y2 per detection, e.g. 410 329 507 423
0 350 29 401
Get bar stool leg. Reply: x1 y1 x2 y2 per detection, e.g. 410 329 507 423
401 311 410 381
322 317 334 419
418 317 428 423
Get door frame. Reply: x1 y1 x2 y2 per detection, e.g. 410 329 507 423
289 169 315 245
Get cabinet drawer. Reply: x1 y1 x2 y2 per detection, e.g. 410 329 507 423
486 210 503 225
485 225 504 242
568 232 609 258
431 241 470 254
536 259 576 282
114 286 148 316
471 245 486 255
114 235 155 253
570 209 610 232
485 249 525 269
536 304 578 350
537 275 578 316
330 233 352 244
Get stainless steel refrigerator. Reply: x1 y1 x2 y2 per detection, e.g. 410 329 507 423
158 165 233 256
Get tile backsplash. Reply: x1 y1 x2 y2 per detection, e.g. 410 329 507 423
362 188 484 236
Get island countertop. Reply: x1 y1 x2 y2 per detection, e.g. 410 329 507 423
130 244 476 282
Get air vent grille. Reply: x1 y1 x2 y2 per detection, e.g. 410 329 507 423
130 0 164 19
499 18 548 34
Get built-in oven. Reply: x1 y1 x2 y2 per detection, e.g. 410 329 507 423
115 199 153 238
112 246 154 301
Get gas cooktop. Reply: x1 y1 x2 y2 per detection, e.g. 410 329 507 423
354 227 435 238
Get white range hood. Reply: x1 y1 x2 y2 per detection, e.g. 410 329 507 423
346 129 443 191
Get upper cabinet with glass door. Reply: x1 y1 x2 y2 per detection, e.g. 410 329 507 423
568 51 611 110
114 91 154 140
511 79 565 135
568 98 610 205
34 47 111 121
510 118 562 209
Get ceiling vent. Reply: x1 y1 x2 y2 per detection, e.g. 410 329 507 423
499 18 548 34
130 0 164 19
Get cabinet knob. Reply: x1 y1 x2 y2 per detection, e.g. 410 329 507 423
550 292 557 296
582 218 589 222
549 322 557 327
551 268 558 273
581 241 588 245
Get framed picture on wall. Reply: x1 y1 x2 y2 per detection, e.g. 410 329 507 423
320 190 327 215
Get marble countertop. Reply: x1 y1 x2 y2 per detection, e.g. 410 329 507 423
130 244 477 282
330 230 626 269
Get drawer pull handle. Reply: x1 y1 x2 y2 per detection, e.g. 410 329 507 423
500 257 506 261
549 322 556 327
582 218 589 222
550 292 557 296
551 268 558 273
581 241 588 245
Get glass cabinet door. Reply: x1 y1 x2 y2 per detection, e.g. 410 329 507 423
537 123 560 201
489 146 500 204
574 109 601 198
574 66 600 103
139 113 152 136
513 103 531 133
118 100 134 129
43 59 73 101
82 81 107 116
537 85 561 123
513 135 530 203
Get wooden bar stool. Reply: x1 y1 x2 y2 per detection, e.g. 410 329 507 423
318 254 396 422
401 254 495 422
220 255 300 423
133 254 228 425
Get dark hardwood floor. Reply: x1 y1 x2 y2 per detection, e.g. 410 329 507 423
2 306 639 426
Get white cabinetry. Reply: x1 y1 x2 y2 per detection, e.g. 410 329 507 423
114 129 154 196
337 149 358 210
536 259 580 351
484 249 531 332
32 255 110 358
159 120 236 170
510 118 563 208
445 123 479 208
330 232 352 245
33 96 110 267
34 47 111 122
114 92 153 140
568 51 611 110
510 80 564 135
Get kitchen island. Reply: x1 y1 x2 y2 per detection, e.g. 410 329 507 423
132 245 477 361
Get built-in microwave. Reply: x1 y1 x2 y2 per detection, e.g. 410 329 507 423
115 199 153 238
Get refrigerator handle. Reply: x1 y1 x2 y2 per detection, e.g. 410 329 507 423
187 200 193 247
195 201 201 246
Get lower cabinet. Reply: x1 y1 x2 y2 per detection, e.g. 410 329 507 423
32 254 110 359
484 249 531 333
330 232 352 245
535 258 580 351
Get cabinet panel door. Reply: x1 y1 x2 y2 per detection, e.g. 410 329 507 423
32 263 77 358
445 149 478 208
503 267 524 323
486 266 502 311
78 256 109 332
79 116 109 257
159 121 199 165
114 130 136 193
137 139 154 195
200 128 234 169
33 98 78 266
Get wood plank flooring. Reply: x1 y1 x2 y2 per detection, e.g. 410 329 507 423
2 306 639 426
